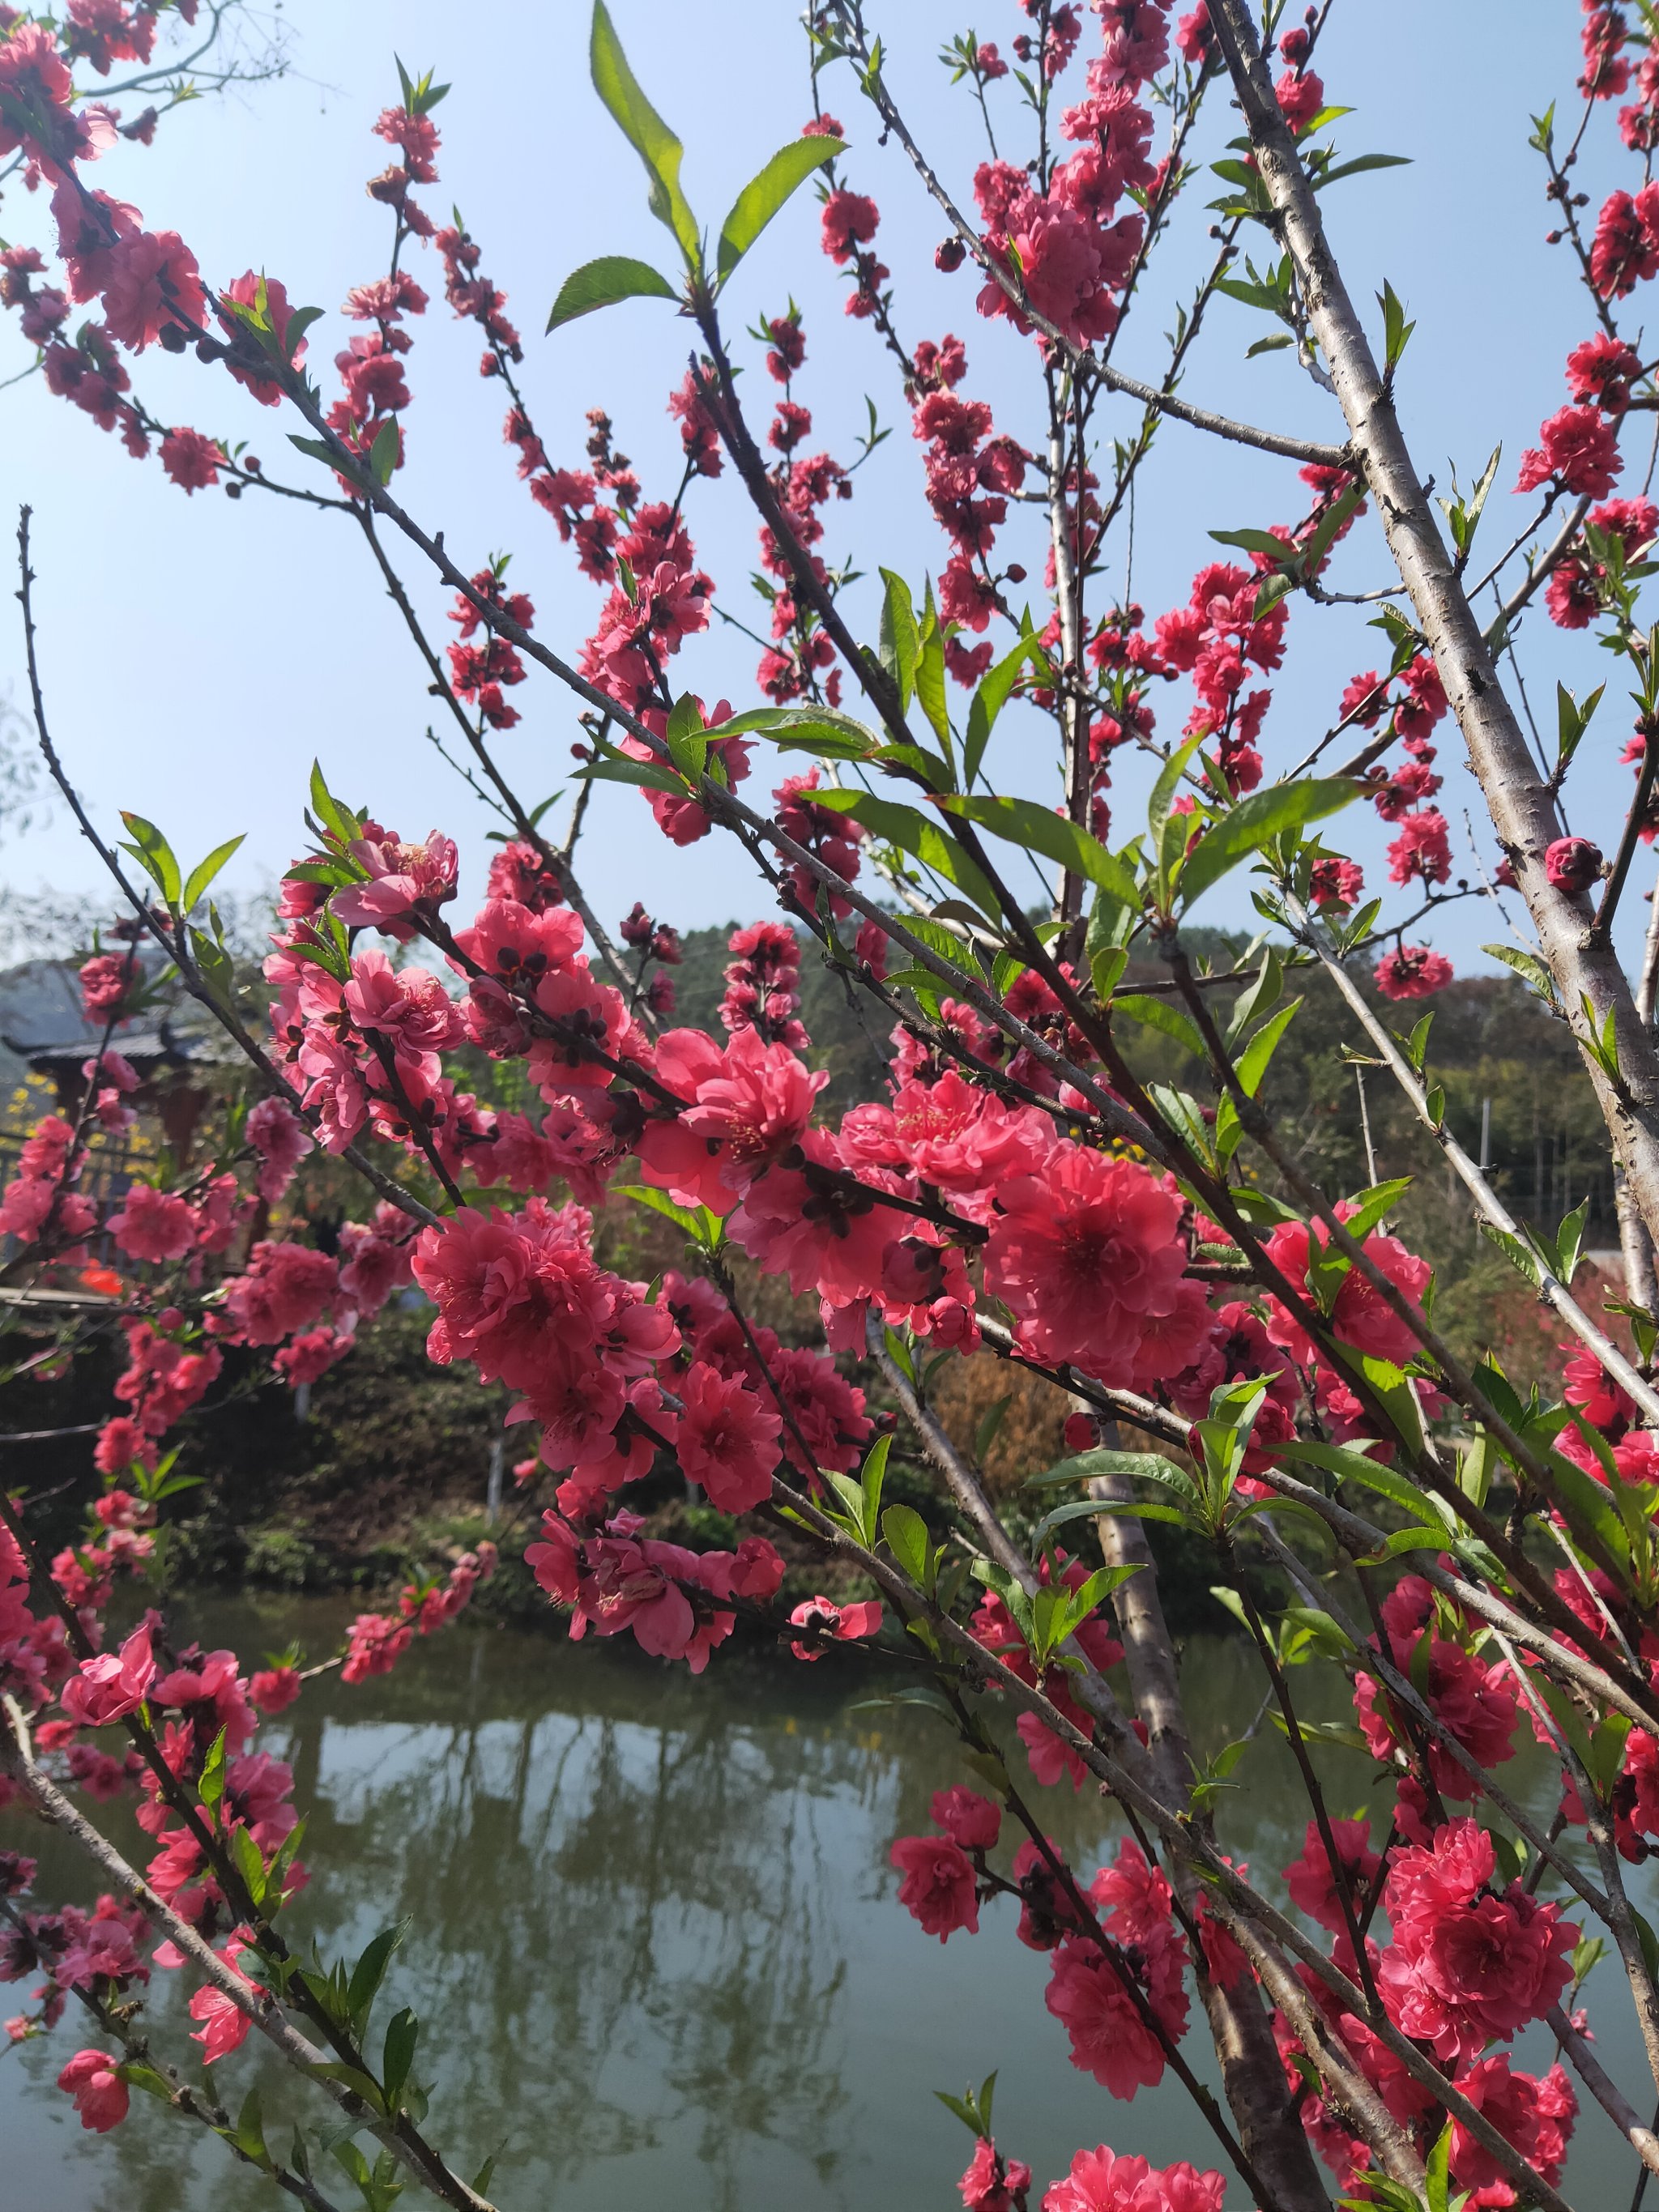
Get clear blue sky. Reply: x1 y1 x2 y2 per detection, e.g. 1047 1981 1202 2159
0 0 1638 975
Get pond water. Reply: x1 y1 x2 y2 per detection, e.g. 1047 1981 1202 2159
3 1592 1657 2212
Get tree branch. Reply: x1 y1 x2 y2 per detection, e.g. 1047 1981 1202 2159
1205 0 1659 1255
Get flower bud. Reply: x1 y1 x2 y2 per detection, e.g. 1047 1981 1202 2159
1544 835 1603 893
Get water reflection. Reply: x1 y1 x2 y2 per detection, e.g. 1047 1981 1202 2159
2 1594 1656 2210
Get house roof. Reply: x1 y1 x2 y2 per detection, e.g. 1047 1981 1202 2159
0 955 237 1070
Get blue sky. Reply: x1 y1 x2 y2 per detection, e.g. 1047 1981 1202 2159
0 0 1642 976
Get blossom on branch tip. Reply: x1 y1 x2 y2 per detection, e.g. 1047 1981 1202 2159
106 1182 194 1264
891 1832 979 1938
1374 944 1453 999
187 1938 254 2064
79 953 134 1019
983 1144 1186 1383
56 2048 128 2133
1515 403 1623 497
787 1595 883 1660
1589 183 1659 297
676 1361 782 1513
961 2137 1032 2212
1040 2145 1224 2212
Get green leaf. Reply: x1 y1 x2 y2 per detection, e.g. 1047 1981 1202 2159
118 812 181 906
547 253 678 331
229 2086 271 2168
1301 486 1367 573
182 835 245 914
1339 1176 1413 1242
881 1502 932 1586
894 912 980 975
1311 152 1412 190
859 1431 891 1545
287 433 342 471
1545 1447 1632 1578
1220 942 1286 1046
367 416 399 488
198 1724 229 1815
1377 279 1415 369
394 55 450 114
1482 941 1558 1010
1588 1711 1634 1799
975 1395 1013 1462
1113 991 1206 1062
1373 1525 1457 1557
1148 735 1202 862
1178 778 1360 907
1478 1218 1543 1289
1025 1446 1184 1489
704 703 880 758
716 137 844 283
1209 525 1297 560
1030 1497 1115 1545
1245 331 1294 357
308 761 361 849
810 789 1002 920
1090 941 1129 1005
266 1817 309 1907
937 794 1140 906
331 2136 378 2189
663 690 709 782
230 1821 268 1910
1425 2120 1452 2212
120 2062 176 2103
1234 998 1301 1096
1440 445 1501 558
1267 1711 1371 1752
878 569 920 717
1556 680 1604 775
963 630 1042 786
590 1 702 268
612 1183 723 1247
1085 872 1134 1003
576 749 686 795
1579 992 1622 1085
1277 1437 1427 1516
347 1921 409 2031
935 2089 983 2137
1278 1605 1357 1660
381 2009 420 2109
1151 1080 1218 1170
279 305 324 362
914 602 952 752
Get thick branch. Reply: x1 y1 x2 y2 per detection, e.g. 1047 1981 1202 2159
1206 0 1659 1251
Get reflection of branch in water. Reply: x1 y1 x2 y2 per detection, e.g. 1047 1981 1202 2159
528 1716 582 1856
362 1694 885 2193
51 1615 1419 2210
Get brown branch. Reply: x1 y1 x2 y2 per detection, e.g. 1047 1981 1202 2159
1204 0 1659 1257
